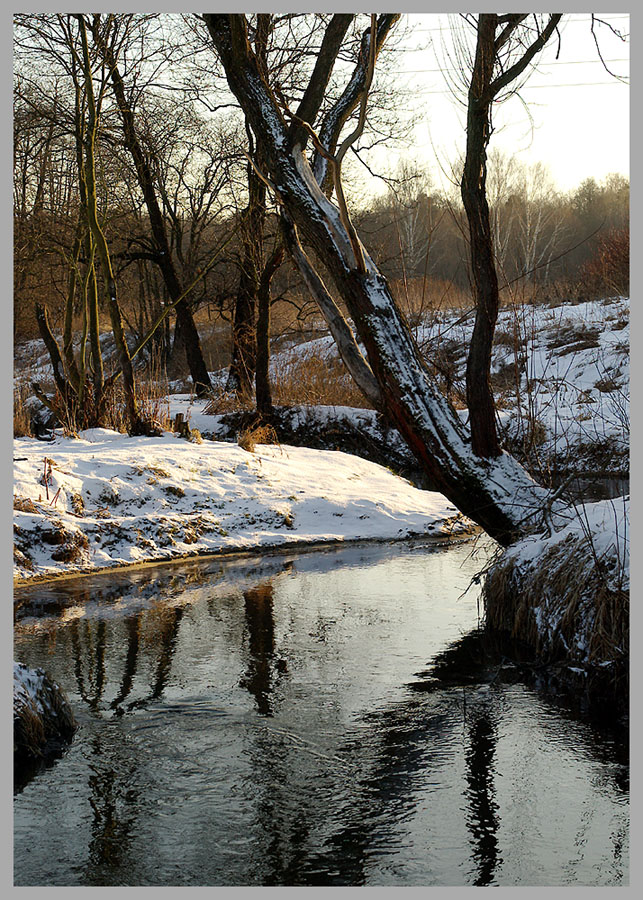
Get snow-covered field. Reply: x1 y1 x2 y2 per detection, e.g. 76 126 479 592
409 295 629 471
13 428 473 582
155 297 631 476
13 296 629 584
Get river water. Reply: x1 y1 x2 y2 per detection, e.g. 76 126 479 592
13 537 628 887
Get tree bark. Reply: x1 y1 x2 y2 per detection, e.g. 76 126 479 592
461 14 501 459
76 14 143 434
226 150 265 396
461 13 563 459
255 243 284 415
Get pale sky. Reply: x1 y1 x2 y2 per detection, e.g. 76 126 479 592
367 12 629 195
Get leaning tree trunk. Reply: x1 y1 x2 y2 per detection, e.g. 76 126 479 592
205 14 556 546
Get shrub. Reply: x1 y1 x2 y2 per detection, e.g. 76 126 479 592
579 227 629 299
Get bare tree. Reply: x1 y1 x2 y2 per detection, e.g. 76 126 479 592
202 13 554 546
459 13 562 458
88 14 213 396
16 14 134 430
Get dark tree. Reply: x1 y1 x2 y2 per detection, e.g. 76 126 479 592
460 14 562 458
203 13 555 546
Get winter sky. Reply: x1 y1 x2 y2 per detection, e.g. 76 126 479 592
368 12 629 195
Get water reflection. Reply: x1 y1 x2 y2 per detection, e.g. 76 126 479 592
70 619 107 711
110 616 140 712
14 542 629 886
464 707 501 886
240 582 279 716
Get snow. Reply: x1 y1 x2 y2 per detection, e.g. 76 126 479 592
491 492 629 669
13 430 473 582
12 295 630 683
19 298 628 479
13 662 54 719
418 296 629 468
515 494 629 592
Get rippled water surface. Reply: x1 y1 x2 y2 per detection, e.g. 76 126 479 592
14 538 628 886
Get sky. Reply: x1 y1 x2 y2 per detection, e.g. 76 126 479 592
366 12 629 196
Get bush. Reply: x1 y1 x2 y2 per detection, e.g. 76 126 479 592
579 227 629 299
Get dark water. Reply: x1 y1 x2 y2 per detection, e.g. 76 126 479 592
14 538 628 887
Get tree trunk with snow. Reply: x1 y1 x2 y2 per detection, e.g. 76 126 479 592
204 13 556 546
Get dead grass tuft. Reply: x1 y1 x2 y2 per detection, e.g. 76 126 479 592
238 422 280 453
14 666 76 761
13 382 33 438
547 323 601 354
14 495 38 514
271 351 369 409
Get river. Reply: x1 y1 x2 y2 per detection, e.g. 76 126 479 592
13 536 628 886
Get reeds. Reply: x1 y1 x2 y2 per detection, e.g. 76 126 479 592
14 665 77 761
482 530 628 681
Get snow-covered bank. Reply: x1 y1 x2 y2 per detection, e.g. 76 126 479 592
13 429 474 582
155 297 629 480
14 662 76 763
482 494 629 704
16 297 630 478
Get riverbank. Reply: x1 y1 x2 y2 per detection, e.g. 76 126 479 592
13 429 474 583
482 494 629 714
14 662 76 775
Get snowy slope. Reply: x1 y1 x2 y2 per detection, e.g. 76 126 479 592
13 429 473 581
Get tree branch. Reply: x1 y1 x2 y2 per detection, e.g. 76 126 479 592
490 14 563 96
289 13 353 149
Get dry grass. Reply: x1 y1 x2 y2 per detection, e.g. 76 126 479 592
203 342 371 417
237 422 280 453
482 533 628 675
271 351 370 409
14 495 38 514
13 381 34 438
547 323 601 353
13 349 173 438
390 277 472 327
203 391 256 416
14 667 77 761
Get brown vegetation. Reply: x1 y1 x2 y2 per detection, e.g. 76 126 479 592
14 665 77 763
482 531 628 699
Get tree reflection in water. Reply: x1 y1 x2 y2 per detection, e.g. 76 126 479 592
240 583 276 716
240 581 288 716
70 618 107 711
464 708 501 886
14 554 628 886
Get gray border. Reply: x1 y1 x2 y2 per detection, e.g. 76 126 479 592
6 2 635 897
